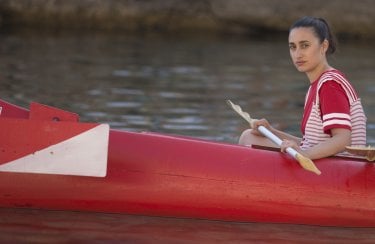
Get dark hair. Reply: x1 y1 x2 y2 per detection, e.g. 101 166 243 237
290 16 337 55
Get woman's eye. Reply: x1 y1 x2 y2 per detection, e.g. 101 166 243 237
301 43 309 49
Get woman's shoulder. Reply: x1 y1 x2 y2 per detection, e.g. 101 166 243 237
317 69 352 90
318 69 358 101
319 69 347 82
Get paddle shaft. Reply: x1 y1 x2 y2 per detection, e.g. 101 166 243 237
257 125 298 158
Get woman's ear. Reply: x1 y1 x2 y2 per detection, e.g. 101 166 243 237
322 39 329 54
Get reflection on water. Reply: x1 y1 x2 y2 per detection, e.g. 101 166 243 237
1 208 375 243
0 32 374 143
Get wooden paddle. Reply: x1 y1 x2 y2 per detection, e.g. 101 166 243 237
227 100 321 175
345 146 375 161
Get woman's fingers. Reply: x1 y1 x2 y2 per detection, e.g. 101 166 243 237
280 139 298 152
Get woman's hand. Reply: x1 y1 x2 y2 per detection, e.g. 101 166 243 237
280 139 300 153
250 118 273 137
281 139 312 159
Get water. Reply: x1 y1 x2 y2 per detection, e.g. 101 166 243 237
1 31 374 145
1 31 375 242
1 208 375 243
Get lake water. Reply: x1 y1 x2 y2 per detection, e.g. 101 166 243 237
0 31 375 242
1 31 374 144
1 208 375 243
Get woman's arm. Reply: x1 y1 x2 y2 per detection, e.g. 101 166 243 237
303 128 351 160
251 118 302 144
269 127 302 144
282 128 351 160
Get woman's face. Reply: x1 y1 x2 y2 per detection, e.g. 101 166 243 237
288 27 328 76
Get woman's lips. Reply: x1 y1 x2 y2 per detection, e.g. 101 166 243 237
295 61 306 66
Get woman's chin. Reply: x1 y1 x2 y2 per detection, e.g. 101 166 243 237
295 66 308 73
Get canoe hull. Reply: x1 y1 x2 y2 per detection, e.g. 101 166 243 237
0 100 374 227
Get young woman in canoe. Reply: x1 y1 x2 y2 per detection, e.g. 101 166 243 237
239 16 367 160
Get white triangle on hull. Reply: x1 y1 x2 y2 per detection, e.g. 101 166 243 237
0 124 109 177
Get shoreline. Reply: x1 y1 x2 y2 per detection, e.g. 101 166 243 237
0 0 374 39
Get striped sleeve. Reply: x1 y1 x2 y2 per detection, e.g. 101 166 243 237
319 80 351 133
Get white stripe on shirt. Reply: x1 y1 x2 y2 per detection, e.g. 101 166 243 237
322 113 351 121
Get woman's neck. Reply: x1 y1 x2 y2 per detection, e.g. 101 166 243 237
306 62 332 83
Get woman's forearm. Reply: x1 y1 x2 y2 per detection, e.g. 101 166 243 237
300 128 351 160
270 127 301 144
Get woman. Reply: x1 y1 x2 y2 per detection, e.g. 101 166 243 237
239 16 367 160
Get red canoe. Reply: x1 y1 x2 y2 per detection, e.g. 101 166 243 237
0 99 374 227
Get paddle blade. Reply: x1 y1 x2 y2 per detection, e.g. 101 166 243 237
226 100 254 127
295 153 321 175
346 146 375 161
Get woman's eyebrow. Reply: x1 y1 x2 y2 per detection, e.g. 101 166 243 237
289 40 310 45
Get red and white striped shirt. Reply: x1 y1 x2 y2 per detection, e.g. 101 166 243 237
301 70 366 150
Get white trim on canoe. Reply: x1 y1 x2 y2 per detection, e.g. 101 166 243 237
0 124 109 177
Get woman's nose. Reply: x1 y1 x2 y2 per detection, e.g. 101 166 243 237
294 48 303 59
